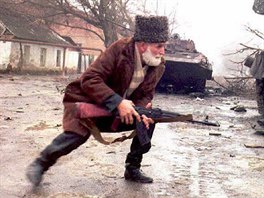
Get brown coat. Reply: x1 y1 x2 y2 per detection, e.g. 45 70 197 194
62 37 165 136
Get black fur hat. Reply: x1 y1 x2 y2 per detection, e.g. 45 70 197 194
134 15 169 43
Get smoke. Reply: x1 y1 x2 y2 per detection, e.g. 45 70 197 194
148 0 264 76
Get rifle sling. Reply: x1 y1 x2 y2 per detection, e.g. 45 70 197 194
79 119 136 145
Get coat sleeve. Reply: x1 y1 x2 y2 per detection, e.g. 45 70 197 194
79 42 121 105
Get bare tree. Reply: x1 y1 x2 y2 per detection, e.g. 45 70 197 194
1 0 136 47
1 0 178 47
225 26 264 66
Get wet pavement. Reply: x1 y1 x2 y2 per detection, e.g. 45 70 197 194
0 75 263 198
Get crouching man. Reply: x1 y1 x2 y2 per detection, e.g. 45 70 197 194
26 15 169 186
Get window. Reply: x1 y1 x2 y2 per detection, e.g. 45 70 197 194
56 50 61 67
40 48 47 67
23 45 30 65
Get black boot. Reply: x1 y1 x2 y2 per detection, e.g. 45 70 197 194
124 124 155 183
26 159 46 186
124 167 153 183
26 131 89 186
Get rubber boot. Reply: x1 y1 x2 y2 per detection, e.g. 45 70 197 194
26 131 89 186
124 163 153 183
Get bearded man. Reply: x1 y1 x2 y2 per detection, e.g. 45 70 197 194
26 15 169 186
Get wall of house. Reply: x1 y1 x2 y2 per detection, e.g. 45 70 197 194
0 41 89 73
6 42 79 71
65 49 79 71
0 41 11 69
10 43 64 69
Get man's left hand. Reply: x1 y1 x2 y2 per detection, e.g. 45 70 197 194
141 103 154 129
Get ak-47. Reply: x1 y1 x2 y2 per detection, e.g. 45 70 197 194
76 103 220 145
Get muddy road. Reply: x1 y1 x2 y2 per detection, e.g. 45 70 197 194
0 75 263 198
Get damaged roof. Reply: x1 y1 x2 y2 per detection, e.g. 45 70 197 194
0 7 70 46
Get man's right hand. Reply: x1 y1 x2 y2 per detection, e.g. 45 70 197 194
117 99 141 125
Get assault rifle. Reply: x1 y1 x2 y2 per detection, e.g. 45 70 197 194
76 103 220 145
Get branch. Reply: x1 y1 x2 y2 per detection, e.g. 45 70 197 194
239 43 262 52
212 78 237 94
245 25 264 40
47 20 104 42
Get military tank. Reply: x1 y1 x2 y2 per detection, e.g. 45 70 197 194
156 35 213 94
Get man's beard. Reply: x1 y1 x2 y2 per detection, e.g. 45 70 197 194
142 47 162 67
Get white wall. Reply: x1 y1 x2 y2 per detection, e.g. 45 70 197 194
10 43 65 68
0 41 11 69
65 50 79 70
0 41 88 72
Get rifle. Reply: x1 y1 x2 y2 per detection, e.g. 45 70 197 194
76 103 220 145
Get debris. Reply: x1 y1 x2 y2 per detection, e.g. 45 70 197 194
56 85 65 94
255 129 264 135
195 97 204 101
209 132 222 136
212 78 236 95
230 105 247 112
4 117 12 120
189 92 205 98
25 121 49 131
257 118 264 126
106 151 116 154
244 144 264 148
54 124 62 127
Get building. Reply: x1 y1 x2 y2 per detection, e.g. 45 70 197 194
0 7 102 74
51 17 105 73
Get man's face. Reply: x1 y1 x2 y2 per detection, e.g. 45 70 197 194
142 43 166 66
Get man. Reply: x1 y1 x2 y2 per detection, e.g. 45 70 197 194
26 15 169 186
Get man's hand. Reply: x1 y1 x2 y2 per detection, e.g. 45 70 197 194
117 99 141 125
141 103 154 129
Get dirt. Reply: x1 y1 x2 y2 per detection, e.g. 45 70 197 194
0 74 263 198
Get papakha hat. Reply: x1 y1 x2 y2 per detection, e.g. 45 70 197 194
133 15 169 43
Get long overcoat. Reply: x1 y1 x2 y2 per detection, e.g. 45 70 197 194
62 37 165 136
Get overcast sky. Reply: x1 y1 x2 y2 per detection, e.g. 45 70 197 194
145 0 264 75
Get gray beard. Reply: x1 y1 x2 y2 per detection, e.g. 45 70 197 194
142 48 162 67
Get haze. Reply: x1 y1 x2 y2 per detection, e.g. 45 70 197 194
146 0 264 76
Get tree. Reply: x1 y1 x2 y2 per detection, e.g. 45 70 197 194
0 0 136 47
1 0 178 47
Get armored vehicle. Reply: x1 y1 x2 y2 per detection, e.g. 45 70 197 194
156 36 213 93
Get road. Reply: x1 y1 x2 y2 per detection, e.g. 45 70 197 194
0 75 263 198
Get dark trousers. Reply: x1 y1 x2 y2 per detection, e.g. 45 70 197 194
36 131 90 171
35 124 155 171
125 123 155 169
